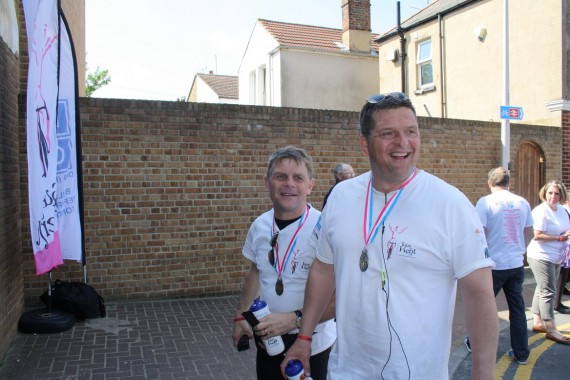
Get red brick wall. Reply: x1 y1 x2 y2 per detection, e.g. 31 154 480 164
342 0 371 32
15 98 561 306
562 110 570 185
0 23 25 360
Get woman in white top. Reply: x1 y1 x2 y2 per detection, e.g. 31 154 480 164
527 181 570 344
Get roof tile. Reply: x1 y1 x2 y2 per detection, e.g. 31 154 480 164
198 74 238 99
259 19 378 53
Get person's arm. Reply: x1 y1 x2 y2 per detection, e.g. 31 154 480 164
523 226 534 247
232 263 260 347
280 258 335 378
533 229 570 242
459 267 498 380
320 289 336 322
259 287 336 336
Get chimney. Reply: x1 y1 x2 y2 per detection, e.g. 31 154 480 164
341 0 371 53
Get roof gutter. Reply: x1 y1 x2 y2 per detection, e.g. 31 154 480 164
375 0 482 43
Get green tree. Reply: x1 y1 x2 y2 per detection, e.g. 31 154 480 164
85 66 111 97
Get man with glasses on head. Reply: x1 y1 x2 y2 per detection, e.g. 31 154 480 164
232 146 336 380
322 163 355 209
281 93 498 379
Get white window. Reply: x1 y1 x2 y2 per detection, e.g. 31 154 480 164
249 71 257 104
258 66 266 106
417 40 433 88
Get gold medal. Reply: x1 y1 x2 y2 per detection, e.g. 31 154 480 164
275 278 284 295
359 248 369 272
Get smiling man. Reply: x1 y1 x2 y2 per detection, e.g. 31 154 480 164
232 146 336 380
282 93 499 380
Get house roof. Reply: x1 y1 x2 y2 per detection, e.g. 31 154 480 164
376 0 480 42
258 19 379 53
197 73 238 99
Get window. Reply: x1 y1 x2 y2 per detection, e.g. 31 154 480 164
249 66 266 105
258 66 266 106
249 71 256 104
417 40 433 88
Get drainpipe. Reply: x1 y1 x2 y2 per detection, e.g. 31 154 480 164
397 2 406 93
439 14 445 118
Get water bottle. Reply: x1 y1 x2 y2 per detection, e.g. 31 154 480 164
249 299 285 356
285 359 309 380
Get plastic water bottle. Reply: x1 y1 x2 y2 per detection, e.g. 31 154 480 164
285 359 309 380
249 299 285 356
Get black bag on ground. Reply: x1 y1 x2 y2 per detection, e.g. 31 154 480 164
41 280 106 319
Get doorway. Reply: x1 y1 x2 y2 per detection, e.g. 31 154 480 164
513 141 545 209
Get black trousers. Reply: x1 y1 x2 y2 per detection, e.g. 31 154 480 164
255 333 331 380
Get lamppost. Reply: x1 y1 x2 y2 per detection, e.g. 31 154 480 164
501 0 510 169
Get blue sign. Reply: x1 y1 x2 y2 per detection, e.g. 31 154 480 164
500 106 524 120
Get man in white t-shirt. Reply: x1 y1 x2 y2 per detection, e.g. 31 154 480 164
281 93 498 380
471 167 533 364
232 146 336 380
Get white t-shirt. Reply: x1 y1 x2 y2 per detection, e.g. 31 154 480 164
313 170 493 380
475 189 533 270
243 205 336 355
527 202 570 263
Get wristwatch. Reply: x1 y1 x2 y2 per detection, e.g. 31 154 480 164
294 310 302 328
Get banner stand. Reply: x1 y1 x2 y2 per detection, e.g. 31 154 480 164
19 0 83 334
18 272 76 334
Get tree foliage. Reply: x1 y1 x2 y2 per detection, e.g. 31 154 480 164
85 66 111 97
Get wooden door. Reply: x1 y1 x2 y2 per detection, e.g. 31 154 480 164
513 142 544 266
513 142 545 209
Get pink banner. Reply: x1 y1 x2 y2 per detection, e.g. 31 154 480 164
24 0 63 274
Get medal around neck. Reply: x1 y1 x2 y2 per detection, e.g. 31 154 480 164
275 278 284 295
359 248 369 272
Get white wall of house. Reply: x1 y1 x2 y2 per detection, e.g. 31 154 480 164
0 0 19 54
378 0 563 126
280 49 379 111
239 22 379 111
190 77 238 104
239 23 279 106
268 50 282 107
194 78 220 103
219 96 239 105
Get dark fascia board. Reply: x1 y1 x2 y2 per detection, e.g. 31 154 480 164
375 0 482 43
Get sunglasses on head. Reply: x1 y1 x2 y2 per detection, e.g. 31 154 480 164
360 92 410 127
366 92 409 104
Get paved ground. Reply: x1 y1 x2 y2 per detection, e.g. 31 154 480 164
451 268 570 379
1 268 569 379
0 296 257 380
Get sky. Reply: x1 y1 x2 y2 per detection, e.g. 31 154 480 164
85 0 432 101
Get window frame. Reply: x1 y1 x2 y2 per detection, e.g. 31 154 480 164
416 39 433 89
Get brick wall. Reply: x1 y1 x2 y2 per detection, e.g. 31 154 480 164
15 98 561 306
341 0 371 32
0 30 25 359
3 0 564 363
563 110 570 185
